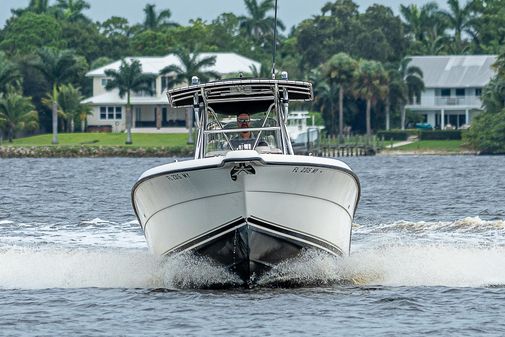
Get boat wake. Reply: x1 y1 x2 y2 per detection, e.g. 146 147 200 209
1 217 504 289
1 243 505 289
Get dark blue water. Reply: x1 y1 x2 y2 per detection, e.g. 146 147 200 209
1 156 505 336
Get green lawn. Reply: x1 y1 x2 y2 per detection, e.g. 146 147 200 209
391 140 465 152
4 133 192 147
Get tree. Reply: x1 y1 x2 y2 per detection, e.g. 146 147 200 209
322 53 358 141
239 0 285 42
0 13 63 55
312 73 340 137
481 76 505 114
56 83 85 132
55 0 90 22
464 109 505 154
353 60 389 142
11 0 52 16
105 59 155 144
0 52 22 94
142 4 178 31
295 0 361 72
400 2 441 43
0 89 39 142
397 57 425 130
159 49 220 86
30 47 79 144
439 0 477 53
358 4 406 63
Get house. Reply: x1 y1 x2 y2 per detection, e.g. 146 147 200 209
406 55 497 129
82 53 261 133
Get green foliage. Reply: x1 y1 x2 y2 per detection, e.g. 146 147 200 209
464 109 505 153
0 13 64 55
142 3 178 31
130 30 173 56
160 49 220 86
419 130 462 140
0 89 39 142
104 59 156 143
0 52 22 94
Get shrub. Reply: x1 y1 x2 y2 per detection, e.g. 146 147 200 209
419 130 462 140
376 130 409 141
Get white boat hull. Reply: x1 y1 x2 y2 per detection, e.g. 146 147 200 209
132 151 360 284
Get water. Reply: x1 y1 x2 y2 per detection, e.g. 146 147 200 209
1 156 505 336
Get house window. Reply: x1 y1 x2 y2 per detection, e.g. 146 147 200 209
115 106 122 119
456 88 465 97
101 79 109 87
475 88 482 96
107 107 114 119
161 76 174 92
100 107 106 119
441 88 451 97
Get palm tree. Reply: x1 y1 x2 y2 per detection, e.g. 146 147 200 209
322 52 358 142
398 57 425 130
481 77 505 114
313 79 339 138
439 0 476 53
384 64 405 130
239 0 285 42
30 47 79 144
55 0 90 22
160 49 220 144
105 59 155 144
400 2 441 44
143 4 178 30
353 60 389 142
56 83 84 132
11 0 51 16
160 49 221 86
0 89 38 142
0 52 22 94
78 103 93 132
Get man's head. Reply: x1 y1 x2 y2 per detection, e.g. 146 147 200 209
237 113 252 139
237 113 250 128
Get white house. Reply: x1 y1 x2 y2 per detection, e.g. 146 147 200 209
82 52 261 133
406 55 497 129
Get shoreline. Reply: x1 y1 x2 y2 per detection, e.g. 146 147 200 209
378 149 479 156
0 145 195 158
0 145 482 158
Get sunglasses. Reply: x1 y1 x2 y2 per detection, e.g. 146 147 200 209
237 117 250 123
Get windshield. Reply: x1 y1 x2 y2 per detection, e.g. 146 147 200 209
204 102 283 157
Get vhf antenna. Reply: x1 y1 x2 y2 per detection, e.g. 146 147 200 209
271 0 278 79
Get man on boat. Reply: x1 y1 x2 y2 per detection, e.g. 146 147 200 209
232 113 254 150
237 113 252 139
232 113 270 150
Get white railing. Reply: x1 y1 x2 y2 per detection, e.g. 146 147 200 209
407 96 482 107
434 96 482 106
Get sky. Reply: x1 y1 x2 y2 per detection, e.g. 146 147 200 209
1 0 445 30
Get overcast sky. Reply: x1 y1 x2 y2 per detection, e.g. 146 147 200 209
1 0 445 30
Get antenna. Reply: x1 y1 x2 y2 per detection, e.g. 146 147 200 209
271 0 278 79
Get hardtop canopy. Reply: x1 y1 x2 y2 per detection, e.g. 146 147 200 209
167 79 313 108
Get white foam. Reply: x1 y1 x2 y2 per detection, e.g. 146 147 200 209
344 244 505 287
0 248 240 289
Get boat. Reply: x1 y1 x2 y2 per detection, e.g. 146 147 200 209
286 111 323 155
131 75 361 286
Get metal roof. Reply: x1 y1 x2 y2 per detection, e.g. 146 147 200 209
81 89 167 105
86 52 261 77
409 55 497 88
